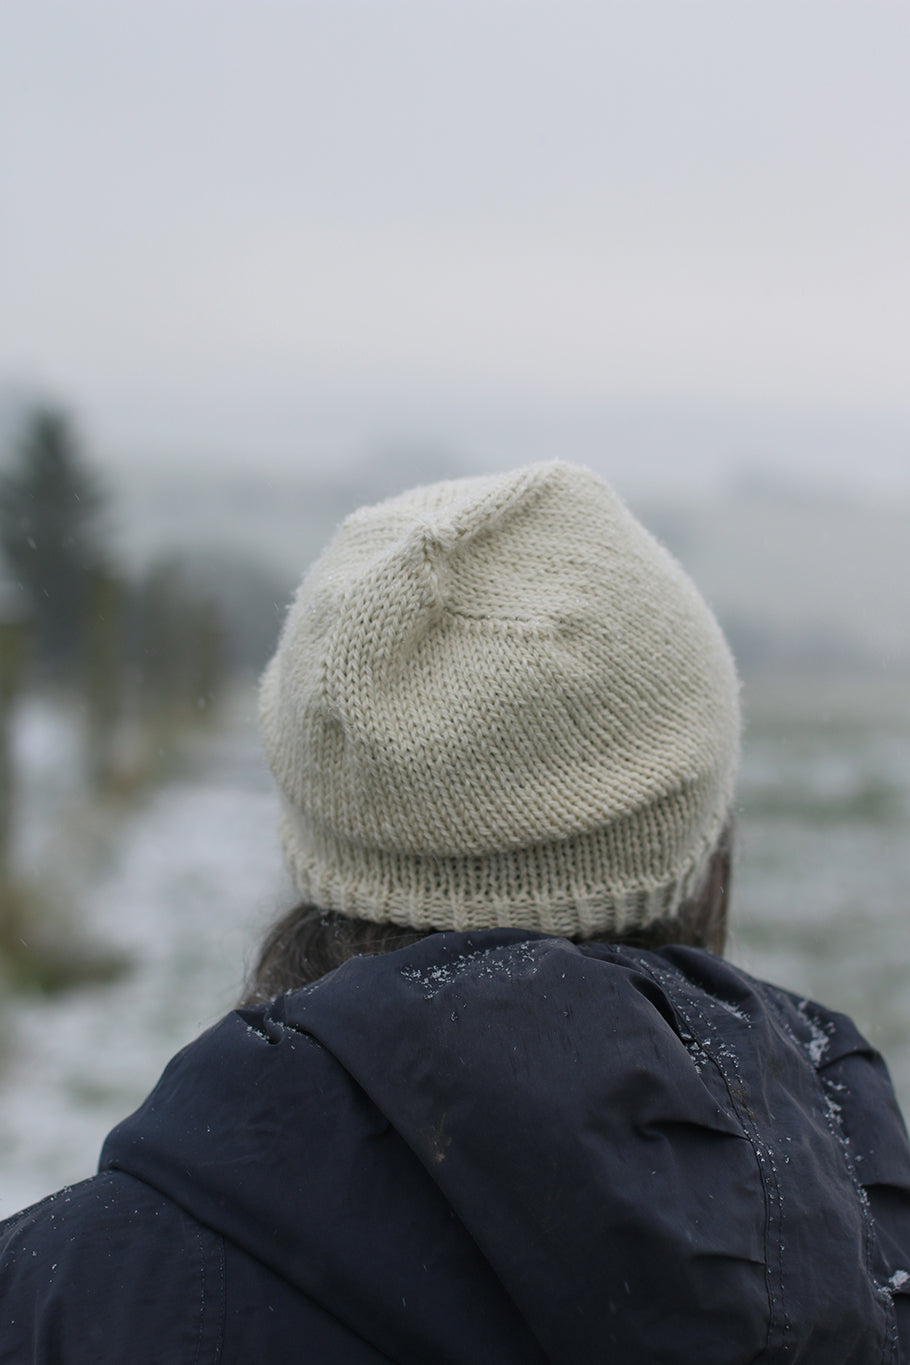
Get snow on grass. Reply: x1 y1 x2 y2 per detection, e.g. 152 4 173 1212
0 706 292 1220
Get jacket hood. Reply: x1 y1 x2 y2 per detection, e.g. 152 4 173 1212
101 930 910 1364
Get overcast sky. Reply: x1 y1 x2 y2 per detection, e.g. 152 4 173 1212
2 1 909 494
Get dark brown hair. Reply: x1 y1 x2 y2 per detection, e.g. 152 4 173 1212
241 824 732 1006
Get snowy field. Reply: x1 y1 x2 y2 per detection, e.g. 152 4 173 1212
1 675 909 1220
0 695 293 1219
734 677 910 1110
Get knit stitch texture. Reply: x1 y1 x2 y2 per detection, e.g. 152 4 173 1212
259 462 740 934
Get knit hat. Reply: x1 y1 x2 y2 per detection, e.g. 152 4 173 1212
260 462 740 937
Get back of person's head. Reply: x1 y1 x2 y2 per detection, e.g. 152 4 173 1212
249 461 740 999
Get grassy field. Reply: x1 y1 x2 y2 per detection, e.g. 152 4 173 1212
734 674 910 1111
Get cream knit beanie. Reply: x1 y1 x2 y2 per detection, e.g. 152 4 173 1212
259 462 740 938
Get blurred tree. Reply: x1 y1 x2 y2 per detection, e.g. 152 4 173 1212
130 558 226 729
85 565 126 786
0 582 29 882
0 407 109 674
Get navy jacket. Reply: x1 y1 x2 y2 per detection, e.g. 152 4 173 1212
3 930 910 1362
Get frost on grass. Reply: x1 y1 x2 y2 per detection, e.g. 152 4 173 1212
0 715 286 1220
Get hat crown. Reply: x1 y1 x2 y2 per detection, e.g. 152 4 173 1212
260 462 740 935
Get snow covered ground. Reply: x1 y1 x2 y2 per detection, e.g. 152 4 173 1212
0 696 292 1219
733 677 910 1114
1 675 909 1221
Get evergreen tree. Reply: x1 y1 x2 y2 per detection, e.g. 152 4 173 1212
0 407 109 673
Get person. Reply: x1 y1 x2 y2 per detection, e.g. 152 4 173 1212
1 461 909 1363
